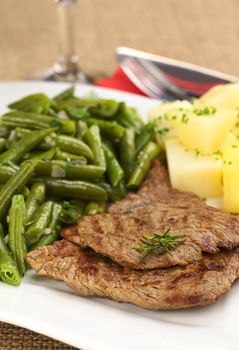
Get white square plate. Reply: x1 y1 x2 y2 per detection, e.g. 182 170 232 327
0 81 238 350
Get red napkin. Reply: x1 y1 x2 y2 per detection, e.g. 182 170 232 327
95 67 147 96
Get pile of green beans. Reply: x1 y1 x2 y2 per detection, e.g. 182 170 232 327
0 87 162 286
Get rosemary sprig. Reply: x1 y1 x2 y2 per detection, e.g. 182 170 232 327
132 228 185 262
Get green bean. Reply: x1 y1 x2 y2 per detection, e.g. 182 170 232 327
15 127 56 150
0 128 53 165
65 106 90 120
8 93 51 114
22 186 30 199
48 203 62 231
13 128 57 154
76 120 88 139
39 144 55 152
8 195 27 276
54 150 87 163
0 138 7 152
85 125 106 169
0 224 21 286
119 128 135 180
59 200 85 224
103 143 124 187
53 86 75 102
135 122 155 154
29 228 58 251
15 128 53 152
7 129 18 146
85 201 106 215
86 118 124 140
47 108 58 117
115 104 132 129
30 147 58 161
15 127 31 139
102 138 115 152
55 98 97 111
127 141 160 189
35 160 105 180
158 149 167 167
0 125 11 138
26 182 46 221
56 135 93 160
0 87 166 287
9 130 56 159
0 160 36 221
2 112 50 129
0 165 23 181
2 111 76 135
55 98 119 118
90 99 119 118
98 179 127 202
116 103 143 133
0 166 16 184
23 148 57 161
25 201 53 245
109 179 127 201
6 162 19 171
125 107 144 132
33 177 108 201
29 202 62 251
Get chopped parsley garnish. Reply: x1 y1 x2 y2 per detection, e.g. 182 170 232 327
181 113 189 124
156 128 170 139
193 106 216 116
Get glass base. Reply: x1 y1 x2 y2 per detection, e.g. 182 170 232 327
28 64 91 84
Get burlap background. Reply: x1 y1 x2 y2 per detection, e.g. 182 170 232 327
1 0 239 80
0 0 239 349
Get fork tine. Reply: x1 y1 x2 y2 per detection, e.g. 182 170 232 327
121 58 173 99
136 58 192 100
121 58 160 98
121 57 192 100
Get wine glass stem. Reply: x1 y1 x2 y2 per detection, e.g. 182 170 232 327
55 0 78 74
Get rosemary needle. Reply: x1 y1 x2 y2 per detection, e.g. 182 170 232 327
132 228 185 262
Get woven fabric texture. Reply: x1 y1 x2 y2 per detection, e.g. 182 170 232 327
0 321 77 350
0 0 239 80
0 0 239 349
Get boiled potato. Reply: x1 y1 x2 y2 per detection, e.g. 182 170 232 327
223 165 239 213
232 116 239 138
170 109 237 153
195 83 239 110
166 138 223 198
220 132 239 150
219 133 239 158
215 146 239 212
148 100 191 147
223 149 239 212
148 100 192 120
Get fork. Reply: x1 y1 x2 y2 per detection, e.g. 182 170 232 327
120 57 195 100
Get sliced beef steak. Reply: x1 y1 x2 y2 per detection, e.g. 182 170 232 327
108 160 208 214
26 239 239 310
61 161 239 269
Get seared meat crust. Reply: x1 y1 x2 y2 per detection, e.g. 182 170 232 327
108 160 207 213
62 161 239 269
26 240 239 310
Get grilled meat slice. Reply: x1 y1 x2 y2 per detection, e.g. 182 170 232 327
108 160 207 214
61 209 239 269
61 161 239 269
26 239 239 310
